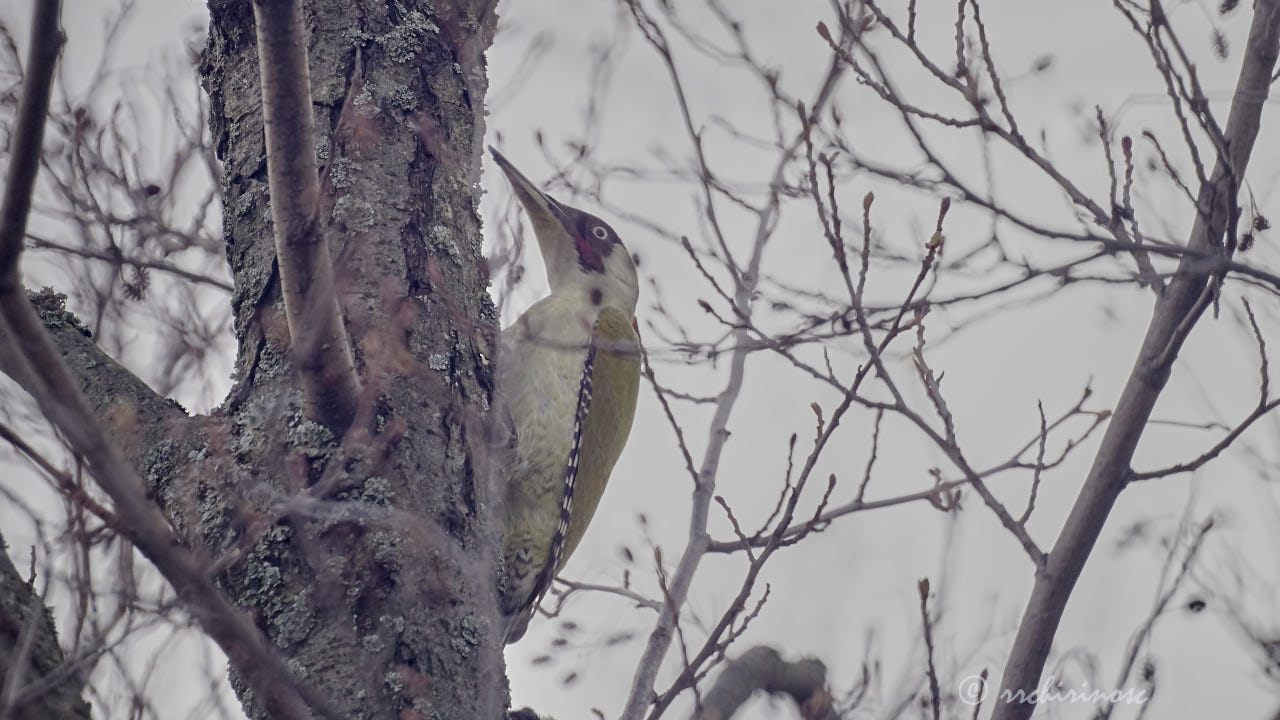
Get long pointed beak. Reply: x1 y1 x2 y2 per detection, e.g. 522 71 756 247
489 146 570 230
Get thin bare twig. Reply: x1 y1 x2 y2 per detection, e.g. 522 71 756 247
620 10 849 715
918 578 941 720
25 233 233 292
1095 516 1212 720
1017 402 1047 525
1131 299 1280 480
993 3 1280 717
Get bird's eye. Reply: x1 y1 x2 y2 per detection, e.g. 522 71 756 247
591 226 608 240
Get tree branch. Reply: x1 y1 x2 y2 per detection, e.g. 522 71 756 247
23 289 188 468
0 3 323 717
0 0 61 290
692 646 836 720
0 531 92 720
25 233 234 293
251 0 360 430
991 3 1280 718
2 291 327 720
619 16 849 714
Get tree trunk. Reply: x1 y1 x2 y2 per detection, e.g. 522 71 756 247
22 0 506 717
196 1 504 716
0 531 91 720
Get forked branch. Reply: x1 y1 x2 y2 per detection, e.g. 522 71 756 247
0 3 323 718
991 3 1280 718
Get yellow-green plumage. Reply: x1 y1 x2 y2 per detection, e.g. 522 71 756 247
563 307 640 563
498 301 639 641
489 146 640 643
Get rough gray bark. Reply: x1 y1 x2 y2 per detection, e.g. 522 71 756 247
9 0 506 718
195 1 504 716
0 532 91 720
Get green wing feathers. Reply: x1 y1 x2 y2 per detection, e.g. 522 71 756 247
558 307 640 569
499 306 640 643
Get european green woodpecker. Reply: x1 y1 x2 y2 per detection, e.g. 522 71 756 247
490 147 640 644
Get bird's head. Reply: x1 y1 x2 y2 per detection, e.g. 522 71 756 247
490 147 638 315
